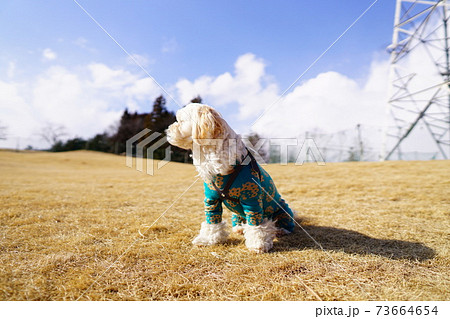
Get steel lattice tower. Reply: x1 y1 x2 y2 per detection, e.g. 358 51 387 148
382 0 450 160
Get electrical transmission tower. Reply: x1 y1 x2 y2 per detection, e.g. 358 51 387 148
383 0 450 160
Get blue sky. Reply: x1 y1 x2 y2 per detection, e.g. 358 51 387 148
1 0 394 86
1 0 401 152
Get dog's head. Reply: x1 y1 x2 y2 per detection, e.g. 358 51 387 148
167 103 227 150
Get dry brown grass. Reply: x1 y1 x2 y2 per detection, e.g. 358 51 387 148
0 150 449 300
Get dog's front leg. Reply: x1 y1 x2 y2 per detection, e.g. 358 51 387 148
243 219 277 253
192 196 229 246
192 220 229 246
241 193 277 253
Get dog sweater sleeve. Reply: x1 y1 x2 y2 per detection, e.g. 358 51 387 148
239 181 264 226
203 182 223 224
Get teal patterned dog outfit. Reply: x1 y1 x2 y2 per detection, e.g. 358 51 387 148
203 159 295 232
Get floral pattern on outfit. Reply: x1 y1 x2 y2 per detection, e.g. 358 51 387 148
203 162 295 233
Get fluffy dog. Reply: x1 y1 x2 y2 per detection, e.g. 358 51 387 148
166 103 295 253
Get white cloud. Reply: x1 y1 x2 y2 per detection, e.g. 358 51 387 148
176 53 278 113
161 37 178 53
124 77 161 102
174 53 396 160
1 47 443 157
251 65 388 138
0 62 162 149
0 80 39 147
73 37 97 54
88 63 137 90
126 53 153 68
175 53 389 138
175 51 447 158
74 37 88 48
88 63 161 111
7 61 16 78
42 48 57 61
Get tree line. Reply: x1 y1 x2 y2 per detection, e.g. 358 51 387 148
48 95 204 163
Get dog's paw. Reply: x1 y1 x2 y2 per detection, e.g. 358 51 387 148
247 244 272 254
245 239 273 253
243 219 277 253
232 225 244 235
192 235 214 246
192 221 229 246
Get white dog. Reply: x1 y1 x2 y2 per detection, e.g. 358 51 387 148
166 103 295 253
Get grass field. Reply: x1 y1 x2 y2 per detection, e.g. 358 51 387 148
0 150 449 301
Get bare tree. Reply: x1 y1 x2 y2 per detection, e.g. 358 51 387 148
245 132 269 163
0 121 7 140
39 122 68 147
106 120 120 138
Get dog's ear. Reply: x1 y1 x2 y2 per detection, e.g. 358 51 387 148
192 105 225 144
